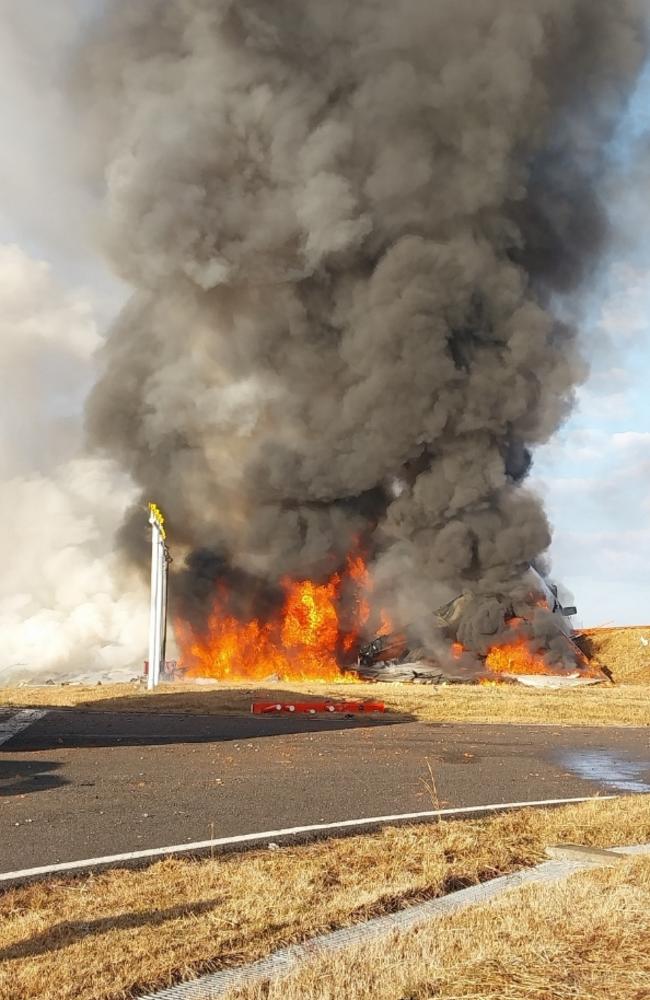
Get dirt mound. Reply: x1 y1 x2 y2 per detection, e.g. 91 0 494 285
578 627 650 684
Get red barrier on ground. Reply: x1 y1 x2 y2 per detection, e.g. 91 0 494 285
251 700 385 715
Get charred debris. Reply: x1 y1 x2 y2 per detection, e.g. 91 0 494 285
357 569 610 687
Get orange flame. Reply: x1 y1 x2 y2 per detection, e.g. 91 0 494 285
485 638 554 676
176 563 589 685
175 551 388 682
377 609 394 637
484 618 557 677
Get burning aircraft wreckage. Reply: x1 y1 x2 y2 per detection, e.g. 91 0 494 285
355 568 606 688
79 2 647 693
173 556 608 689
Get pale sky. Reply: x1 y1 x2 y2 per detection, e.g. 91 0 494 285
1 2 649 630
532 65 650 626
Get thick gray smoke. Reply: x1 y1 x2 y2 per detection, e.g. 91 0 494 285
79 1 648 651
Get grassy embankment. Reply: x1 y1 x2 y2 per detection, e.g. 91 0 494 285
0 796 649 1000
2 677 649 726
226 854 650 1000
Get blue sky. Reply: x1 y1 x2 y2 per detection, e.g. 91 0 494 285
532 66 650 625
1 3 648 631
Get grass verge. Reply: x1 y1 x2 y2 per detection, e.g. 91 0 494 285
226 855 650 1000
581 625 650 684
1 679 649 727
0 796 649 1000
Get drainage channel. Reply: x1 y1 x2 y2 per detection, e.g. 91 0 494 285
139 843 650 1000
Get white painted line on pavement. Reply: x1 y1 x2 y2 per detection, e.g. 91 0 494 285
0 709 48 747
0 794 616 885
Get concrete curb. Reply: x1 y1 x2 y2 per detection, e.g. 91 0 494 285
139 842 650 999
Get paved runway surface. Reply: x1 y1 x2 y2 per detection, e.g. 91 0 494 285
1 707 649 873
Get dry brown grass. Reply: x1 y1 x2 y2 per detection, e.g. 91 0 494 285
2 678 649 727
580 625 650 684
227 856 650 1000
0 796 649 1000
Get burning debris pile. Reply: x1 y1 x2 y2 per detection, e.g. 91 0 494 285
176 558 605 687
357 567 605 687
78 2 648 686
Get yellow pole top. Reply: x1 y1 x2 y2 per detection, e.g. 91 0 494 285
148 502 167 540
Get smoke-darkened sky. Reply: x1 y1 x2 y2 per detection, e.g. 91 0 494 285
78 0 649 641
0 0 648 688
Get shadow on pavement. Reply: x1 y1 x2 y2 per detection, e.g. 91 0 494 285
0 758 68 796
5 687 416 751
75 685 396 716
0 899 220 960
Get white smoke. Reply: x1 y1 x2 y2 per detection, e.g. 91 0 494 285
0 244 148 684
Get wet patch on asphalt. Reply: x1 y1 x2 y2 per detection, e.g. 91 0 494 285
558 749 650 793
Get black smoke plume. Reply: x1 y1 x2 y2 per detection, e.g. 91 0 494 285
79 1 648 649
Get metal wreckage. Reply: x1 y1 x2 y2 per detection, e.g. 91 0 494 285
356 568 610 687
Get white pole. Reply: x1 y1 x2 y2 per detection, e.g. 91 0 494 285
147 515 161 691
153 534 165 686
147 503 169 691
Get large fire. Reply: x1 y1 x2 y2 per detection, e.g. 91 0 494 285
485 638 555 676
175 557 593 685
483 616 593 678
450 604 595 683
484 618 556 677
176 552 389 682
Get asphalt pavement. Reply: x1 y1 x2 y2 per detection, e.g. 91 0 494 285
1 706 649 874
